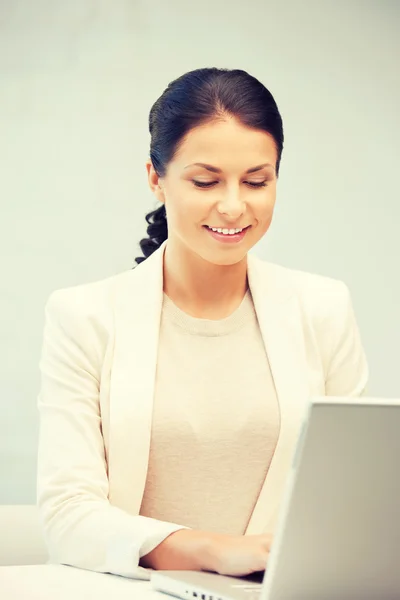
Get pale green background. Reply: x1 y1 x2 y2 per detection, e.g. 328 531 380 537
1 0 399 503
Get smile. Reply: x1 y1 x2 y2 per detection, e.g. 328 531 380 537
203 224 251 244
205 225 249 236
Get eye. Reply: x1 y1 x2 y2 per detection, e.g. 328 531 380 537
246 181 268 188
192 181 217 188
192 180 268 189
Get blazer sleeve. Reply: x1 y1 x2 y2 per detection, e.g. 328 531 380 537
323 282 369 396
37 290 187 580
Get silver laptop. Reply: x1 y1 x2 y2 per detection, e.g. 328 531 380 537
151 396 400 600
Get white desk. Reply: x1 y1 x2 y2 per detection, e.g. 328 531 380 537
0 564 164 600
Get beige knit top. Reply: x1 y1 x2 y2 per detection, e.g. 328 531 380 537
139 290 280 554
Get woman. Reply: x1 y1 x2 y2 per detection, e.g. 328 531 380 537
37 67 368 580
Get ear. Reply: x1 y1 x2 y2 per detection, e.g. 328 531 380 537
146 160 165 204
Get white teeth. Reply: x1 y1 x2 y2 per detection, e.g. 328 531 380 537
209 226 243 235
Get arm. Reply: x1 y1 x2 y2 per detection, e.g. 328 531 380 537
323 283 369 396
140 529 217 570
37 289 189 579
37 288 273 578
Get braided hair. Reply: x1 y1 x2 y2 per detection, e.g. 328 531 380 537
135 205 167 265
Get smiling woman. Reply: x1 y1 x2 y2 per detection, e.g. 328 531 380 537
153 118 277 271
37 67 368 582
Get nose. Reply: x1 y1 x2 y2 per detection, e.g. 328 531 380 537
217 188 245 221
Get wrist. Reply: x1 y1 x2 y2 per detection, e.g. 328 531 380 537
197 531 226 573
140 529 222 572
169 530 221 572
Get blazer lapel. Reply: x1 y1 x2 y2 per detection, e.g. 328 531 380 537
108 245 165 513
245 254 311 535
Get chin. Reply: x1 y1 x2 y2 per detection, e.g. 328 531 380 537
199 248 248 267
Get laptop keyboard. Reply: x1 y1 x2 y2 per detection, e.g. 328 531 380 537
197 592 260 600
241 592 261 600
227 582 262 599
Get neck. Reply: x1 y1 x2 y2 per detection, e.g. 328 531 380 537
163 239 248 319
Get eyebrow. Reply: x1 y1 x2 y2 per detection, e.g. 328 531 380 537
184 162 275 174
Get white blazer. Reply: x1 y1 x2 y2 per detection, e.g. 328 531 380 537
37 243 368 579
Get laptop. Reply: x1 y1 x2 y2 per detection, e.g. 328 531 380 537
151 396 400 600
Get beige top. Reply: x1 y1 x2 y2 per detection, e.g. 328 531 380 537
140 290 280 539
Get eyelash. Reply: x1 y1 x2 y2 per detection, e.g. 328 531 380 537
193 181 268 189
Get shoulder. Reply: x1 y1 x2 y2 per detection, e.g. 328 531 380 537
253 256 352 321
45 270 135 321
45 245 163 320
254 259 368 396
43 245 163 342
282 263 350 316
41 270 144 374
42 270 140 358
43 247 163 348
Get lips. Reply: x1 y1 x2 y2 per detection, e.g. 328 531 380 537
205 225 250 236
204 224 251 244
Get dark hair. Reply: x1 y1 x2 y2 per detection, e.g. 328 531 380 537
135 67 284 265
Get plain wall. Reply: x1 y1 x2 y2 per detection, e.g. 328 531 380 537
1 0 399 503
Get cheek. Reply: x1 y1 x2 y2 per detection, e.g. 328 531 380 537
252 192 276 220
166 188 209 225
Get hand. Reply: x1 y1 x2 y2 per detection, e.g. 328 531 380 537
209 533 273 577
140 529 272 577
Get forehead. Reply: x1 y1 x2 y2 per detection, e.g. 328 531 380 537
172 117 277 171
